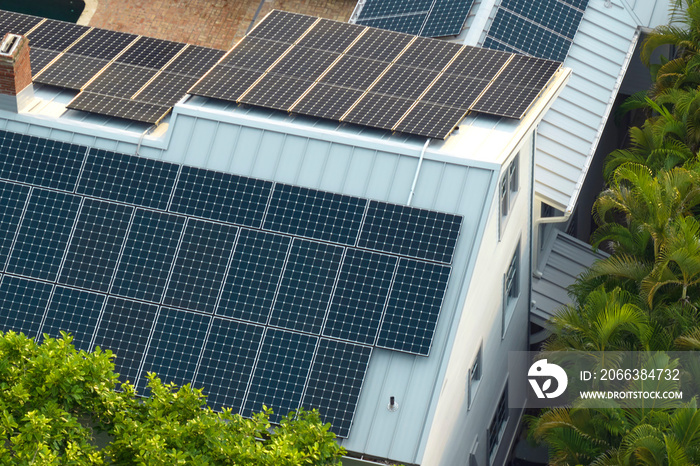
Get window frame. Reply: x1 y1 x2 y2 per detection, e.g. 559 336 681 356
468 344 482 408
487 381 509 464
499 153 520 238
502 242 521 336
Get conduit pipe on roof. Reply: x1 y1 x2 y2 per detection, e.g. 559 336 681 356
533 211 571 278
407 138 430 206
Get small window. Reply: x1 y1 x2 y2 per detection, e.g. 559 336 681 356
499 154 520 235
469 440 479 466
487 383 509 464
468 345 482 407
503 243 521 334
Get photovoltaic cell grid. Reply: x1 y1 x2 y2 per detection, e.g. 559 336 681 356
355 0 475 38
483 0 589 62
191 10 562 138
0 129 462 436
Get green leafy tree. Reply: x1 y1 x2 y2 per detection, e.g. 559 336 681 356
0 331 345 465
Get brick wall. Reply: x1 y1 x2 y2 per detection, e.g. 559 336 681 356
0 34 31 96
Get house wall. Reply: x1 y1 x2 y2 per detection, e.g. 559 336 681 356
419 133 534 466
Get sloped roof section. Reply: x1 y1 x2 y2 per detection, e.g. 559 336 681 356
531 230 607 326
533 0 640 212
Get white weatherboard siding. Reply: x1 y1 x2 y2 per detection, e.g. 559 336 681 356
534 0 640 213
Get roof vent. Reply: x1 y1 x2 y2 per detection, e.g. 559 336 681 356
0 33 34 112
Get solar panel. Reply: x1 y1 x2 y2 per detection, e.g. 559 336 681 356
163 219 238 313
188 66 264 102
357 0 431 21
58 199 133 293
115 36 186 69
370 65 440 100
240 73 313 111
323 249 396 345
271 46 339 81
6 189 81 281
163 45 225 76
0 10 42 36
110 209 185 302
0 275 52 337
342 92 415 130
34 53 109 90
420 73 489 108
66 27 138 60
219 37 289 71
248 10 317 43
0 130 86 191
67 92 171 124
318 55 387 89
421 0 475 37
501 0 583 39
395 37 462 70
41 286 105 351
345 28 413 62
84 63 159 97
301 339 372 438
217 229 291 324
395 101 466 139
358 200 462 263
77 149 179 210
269 239 344 334
29 47 59 75
242 328 317 422
291 84 365 121
357 13 425 36
169 165 272 227
296 19 365 52
25 18 89 51
194 318 264 411
92 297 158 384
263 184 366 245
136 307 210 392
446 46 510 79
376 258 451 355
133 72 199 106
0 181 29 269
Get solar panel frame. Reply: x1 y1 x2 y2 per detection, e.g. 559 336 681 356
163 45 226 77
342 92 415 131
6 189 81 281
317 55 388 90
131 72 199 106
420 73 490 109
189 66 264 102
270 46 340 81
356 12 426 36
296 18 365 52
0 10 43 36
420 0 475 37
248 10 317 43
0 275 52 338
162 219 238 313
394 37 462 70
67 92 171 124
370 65 440 100
0 181 30 270
66 27 138 60
218 37 290 71
40 286 105 351
115 36 186 69
58 199 133 293
84 63 159 97
394 101 465 139
25 18 89 51
240 73 314 111
291 83 365 121
345 28 413 62
34 53 110 90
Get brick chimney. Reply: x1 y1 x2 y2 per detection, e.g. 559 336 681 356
0 33 34 112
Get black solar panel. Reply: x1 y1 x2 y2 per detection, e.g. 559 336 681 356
264 184 366 245
67 27 138 60
446 46 510 79
395 37 462 70
0 181 29 269
248 10 317 43
291 83 364 121
242 328 317 423
301 339 372 438
371 65 440 100
30 47 60 75
376 258 451 355
188 66 264 102
343 92 415 130
269 239 344 334
26 18 89 51
58 199 133 293
133 72 199 106
318 55 387 89
323 249 396 345
240 73 313 111
92 297 158 384
357 13 425 36
78 149 179 210
219 37 289 71
471 85 541 119
67 92 171 124
0 10 43 36
395 101 465 139
358 200 462 263
6 189 81 281
346 28 413 62
272 46 339 81
296 18 365 52
85 63 159 97
34 53 109 90
163 219 238 313
217 229 291 324
41 286 105 351
116 36 186 69
110 209 185 302
169 166 272 227
163 45 225 76
421 73 488 109
136 307 210 392
194 318 264 411
0 275 52 336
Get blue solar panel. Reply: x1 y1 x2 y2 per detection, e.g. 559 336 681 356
40 286 105 351
269 239 344 334
358 201 461 264
0 181 29 270
323 249 396 345
301 339 372 438
6 189 81 281
242 328 317 422
501 0 584 39
356 0 474 38
217 229 291 324
170 166 272 228
59 199 133 293
92 297 158 384
194 318 264 411
137 308 210 392
421 0 475 37
357 13 425 36
264 184 367 245
0 130 86 191
376 258 451 355
163 219 238 313
110 210 185 302
77 149 179 210
0 275 52 337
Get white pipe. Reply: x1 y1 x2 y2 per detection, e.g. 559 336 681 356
407 138 430 206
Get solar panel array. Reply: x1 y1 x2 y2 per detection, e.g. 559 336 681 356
483 0 589 62
0 9 226 124
0 129 462 437
354 0 475 38
191 10 562 138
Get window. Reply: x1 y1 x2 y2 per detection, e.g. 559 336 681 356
469 440 479 466
499 154 520 236
468 345 482 407
502 243 520 334
487 383 509 464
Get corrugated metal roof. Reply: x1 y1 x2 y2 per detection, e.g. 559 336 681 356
531 230 607 326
